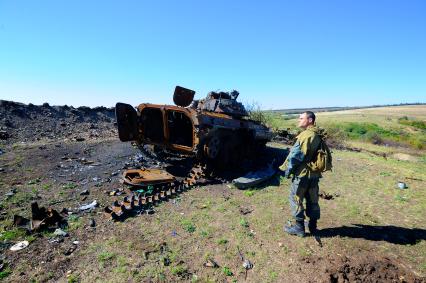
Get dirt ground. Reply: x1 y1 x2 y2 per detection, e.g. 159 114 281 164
1 102 426 282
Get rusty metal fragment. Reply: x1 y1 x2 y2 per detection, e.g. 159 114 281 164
122 168 175 187
13 201 65 231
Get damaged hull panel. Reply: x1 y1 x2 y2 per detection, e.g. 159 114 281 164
122 168 176 187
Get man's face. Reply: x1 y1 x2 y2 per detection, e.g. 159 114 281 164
297 113 313 129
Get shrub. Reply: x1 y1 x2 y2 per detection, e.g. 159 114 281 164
245 102 272 126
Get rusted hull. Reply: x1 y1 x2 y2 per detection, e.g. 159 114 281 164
115 86 272 166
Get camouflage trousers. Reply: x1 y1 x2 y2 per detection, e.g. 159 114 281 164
289 176 320 221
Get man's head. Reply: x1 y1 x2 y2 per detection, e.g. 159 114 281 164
297 111 316 129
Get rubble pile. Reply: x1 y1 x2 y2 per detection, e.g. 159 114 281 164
0 100 117 143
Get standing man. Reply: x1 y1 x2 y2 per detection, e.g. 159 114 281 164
279 111 327 237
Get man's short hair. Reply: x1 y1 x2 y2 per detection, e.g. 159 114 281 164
304 111 316 123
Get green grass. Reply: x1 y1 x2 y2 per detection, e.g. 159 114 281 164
7 191 33 205
269 271 278 281
67 274 79 283
0 267 12 280
98 251 116 263
113 256 129 274
67 215 83 231
42 183 52 190
222 266 233 276
333 122 399 140
27 178 41 185
180 219 196 233
0 228 27 241
327 122 425 149
199 230 209 237
240 218 249 228
398 116 426 130
170 264 188 276
62 183 78 190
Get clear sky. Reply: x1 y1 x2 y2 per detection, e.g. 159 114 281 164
0 1 425 109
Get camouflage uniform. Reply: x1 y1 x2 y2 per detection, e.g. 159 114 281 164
280 125 323 223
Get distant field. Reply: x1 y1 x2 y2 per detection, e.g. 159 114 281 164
271 103 426 115
319 105 426 120
265 105 426 152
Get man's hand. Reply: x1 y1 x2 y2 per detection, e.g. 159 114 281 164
284 168 291 179
279 166 291 179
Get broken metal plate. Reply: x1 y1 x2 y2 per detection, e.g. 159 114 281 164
14 202 65 231
173 86 195 107
122 168 176 187
232 165 276 189
115 102 138 142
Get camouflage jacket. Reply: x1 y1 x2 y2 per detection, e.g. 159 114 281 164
279 125 324 178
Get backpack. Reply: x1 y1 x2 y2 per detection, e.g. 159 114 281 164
307 138 333 172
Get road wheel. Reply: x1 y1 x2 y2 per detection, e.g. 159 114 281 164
205 135 221 159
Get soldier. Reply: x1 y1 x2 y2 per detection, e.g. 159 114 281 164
279 111 327 237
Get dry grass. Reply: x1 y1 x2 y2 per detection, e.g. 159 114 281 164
319 105 426 119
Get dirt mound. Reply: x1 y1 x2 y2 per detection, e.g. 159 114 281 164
327 257 424 283
303 254 425 283
0 100 117 143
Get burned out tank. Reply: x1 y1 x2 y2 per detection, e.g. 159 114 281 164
115 86 272 167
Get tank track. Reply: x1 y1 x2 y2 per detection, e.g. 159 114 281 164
104 163 208 221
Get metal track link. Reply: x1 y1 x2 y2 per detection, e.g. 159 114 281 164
104 163 206 221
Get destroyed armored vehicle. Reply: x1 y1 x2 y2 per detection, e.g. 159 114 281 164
115 86 272 167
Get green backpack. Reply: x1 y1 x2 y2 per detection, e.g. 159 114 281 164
308 138 333 172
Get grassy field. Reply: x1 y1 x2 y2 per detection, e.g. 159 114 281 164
65 145 426 282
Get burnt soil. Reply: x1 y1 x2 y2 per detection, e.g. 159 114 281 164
0 101 425 282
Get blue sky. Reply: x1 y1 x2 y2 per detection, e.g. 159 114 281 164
0 1 425 109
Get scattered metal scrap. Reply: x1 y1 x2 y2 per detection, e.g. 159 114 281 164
13 201 66 231
203 258 219 268
79 200 98 211
397 181 408 189
237 246 253 280
232 163 276 189
10 240 29 251
319 190 340 200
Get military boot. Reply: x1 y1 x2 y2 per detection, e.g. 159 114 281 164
308 219 318 235
284 220 305 237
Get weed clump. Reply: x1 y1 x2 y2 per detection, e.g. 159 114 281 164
222 266 233 276
180 219 196 233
